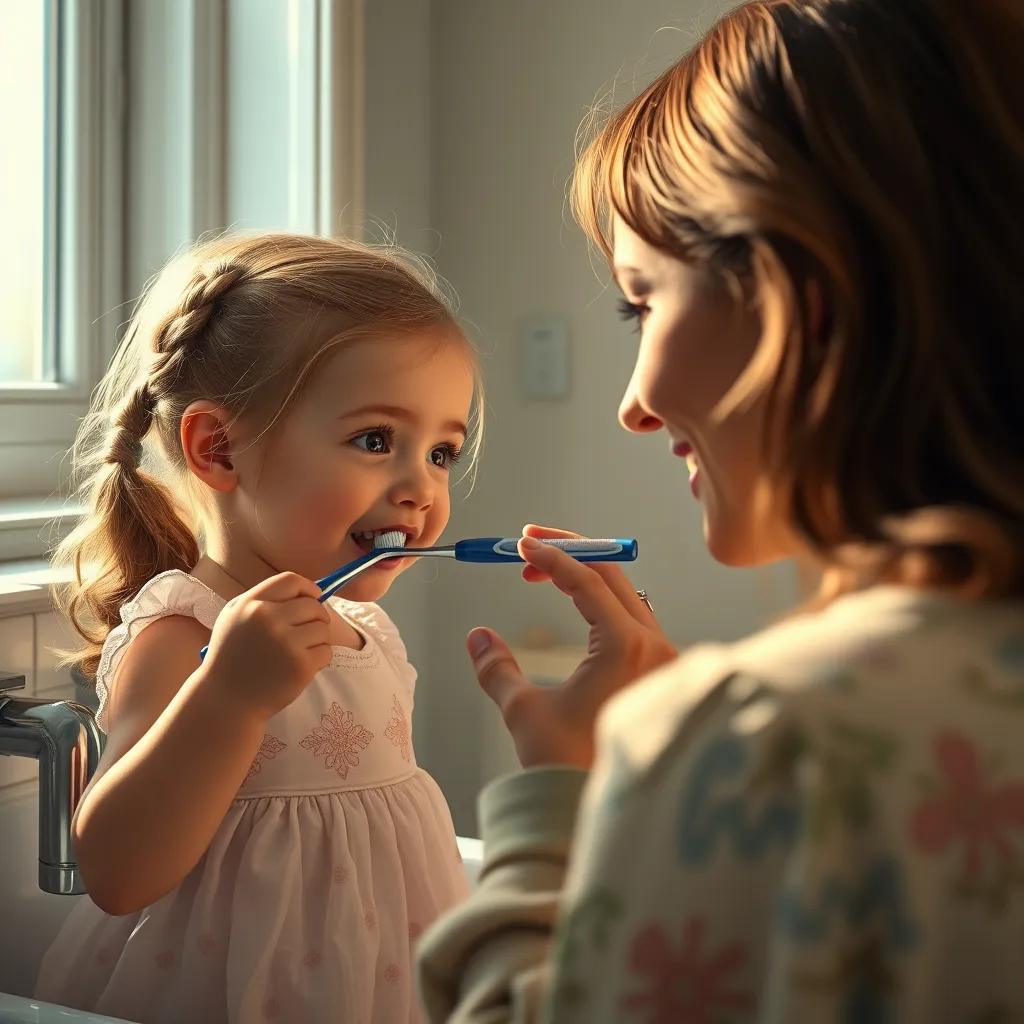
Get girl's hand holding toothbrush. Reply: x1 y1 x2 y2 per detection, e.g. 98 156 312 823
466 524 677 770
203 572 332 720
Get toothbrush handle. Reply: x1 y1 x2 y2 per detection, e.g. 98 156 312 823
453 537 637 562
199 538 638 658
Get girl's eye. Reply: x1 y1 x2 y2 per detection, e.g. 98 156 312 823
351 426 394 454
617 297 649 333
430 443 462 470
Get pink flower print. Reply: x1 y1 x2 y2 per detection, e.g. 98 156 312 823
303 949 322 969
154 950 176 971
333 864 350 885
196 933 217 955
408 920 423 941
911 732 1024 890
299 702 373 780
622 917 750 1024
365 907 378 931
383 962 401 984
245 733 287 782
384 693 411 762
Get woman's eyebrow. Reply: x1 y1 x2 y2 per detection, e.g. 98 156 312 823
338 404 467 437
613 265 651 293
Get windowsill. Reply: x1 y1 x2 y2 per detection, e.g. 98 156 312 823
0 496 83 580
0 558 72 616
0 495 81 615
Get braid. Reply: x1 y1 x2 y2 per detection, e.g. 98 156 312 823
104 382 154 471
155 260 248 355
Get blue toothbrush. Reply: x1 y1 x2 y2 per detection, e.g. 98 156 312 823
197 532 637 659
315 531 638 600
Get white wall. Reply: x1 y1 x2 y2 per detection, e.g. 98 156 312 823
361 0 435 752
413 0 799 833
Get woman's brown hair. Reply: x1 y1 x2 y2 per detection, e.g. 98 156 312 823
573 0 1024 601
56 233 484 677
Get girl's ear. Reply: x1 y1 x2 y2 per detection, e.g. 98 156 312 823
180 400 238 493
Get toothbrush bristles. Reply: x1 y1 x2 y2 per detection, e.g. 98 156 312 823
373 530 408 550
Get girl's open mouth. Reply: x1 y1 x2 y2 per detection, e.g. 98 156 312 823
350 530 411 555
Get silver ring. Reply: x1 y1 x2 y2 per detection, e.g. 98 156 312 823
635 589 654 614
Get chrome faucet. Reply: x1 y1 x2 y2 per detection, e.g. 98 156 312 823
0 669 102 894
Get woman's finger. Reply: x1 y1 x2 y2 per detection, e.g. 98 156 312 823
522 523 654 626
518 536 630 629
467 627 533 718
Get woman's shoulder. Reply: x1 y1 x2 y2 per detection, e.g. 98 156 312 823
598 585 1024 771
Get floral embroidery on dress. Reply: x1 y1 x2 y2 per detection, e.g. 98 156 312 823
303 949 322 968
621 916 751 1024
384 693 411 762
382 962 401 984
299 701 373 780
245 733 287 782
911 731 1024 907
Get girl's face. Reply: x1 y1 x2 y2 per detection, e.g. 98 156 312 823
230 327 476 601
613 216 795 566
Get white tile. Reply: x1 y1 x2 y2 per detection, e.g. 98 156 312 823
34 611 77 696
0 614 37 790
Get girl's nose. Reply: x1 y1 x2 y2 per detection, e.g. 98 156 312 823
618 375 663 434
389 461 434 511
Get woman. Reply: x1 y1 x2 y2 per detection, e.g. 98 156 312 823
419 1 1024 1021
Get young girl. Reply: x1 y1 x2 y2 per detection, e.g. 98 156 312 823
418 1 1024 1022
35 233 480 1023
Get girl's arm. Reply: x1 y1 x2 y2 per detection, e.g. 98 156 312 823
71 615 265 915
73 570 331 914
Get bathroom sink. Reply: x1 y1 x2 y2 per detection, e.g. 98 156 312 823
0 993 132 1023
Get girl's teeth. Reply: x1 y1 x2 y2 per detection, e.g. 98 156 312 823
685 454 698 475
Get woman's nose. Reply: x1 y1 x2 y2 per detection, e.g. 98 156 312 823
618 379 663 434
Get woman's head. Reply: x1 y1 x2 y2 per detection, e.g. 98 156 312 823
573 0 1024 597
59 233 483 675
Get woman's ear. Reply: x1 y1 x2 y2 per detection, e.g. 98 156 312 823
180 401 238 493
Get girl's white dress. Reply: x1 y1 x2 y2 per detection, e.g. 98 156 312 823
35 570 469 1024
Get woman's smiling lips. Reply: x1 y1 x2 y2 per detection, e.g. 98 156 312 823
672 440 701 498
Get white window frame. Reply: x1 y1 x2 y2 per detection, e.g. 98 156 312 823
0 0 124 559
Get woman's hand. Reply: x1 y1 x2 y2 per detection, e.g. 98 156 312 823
202 572 332 720
466 524 678 770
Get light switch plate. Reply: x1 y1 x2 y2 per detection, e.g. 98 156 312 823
519 316 570 399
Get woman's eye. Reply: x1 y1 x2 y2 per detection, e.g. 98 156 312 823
351 428 392 454
430 443 462 470
617 297 649 333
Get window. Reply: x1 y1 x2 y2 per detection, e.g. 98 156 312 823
0 1 123 558
0 5 53 387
